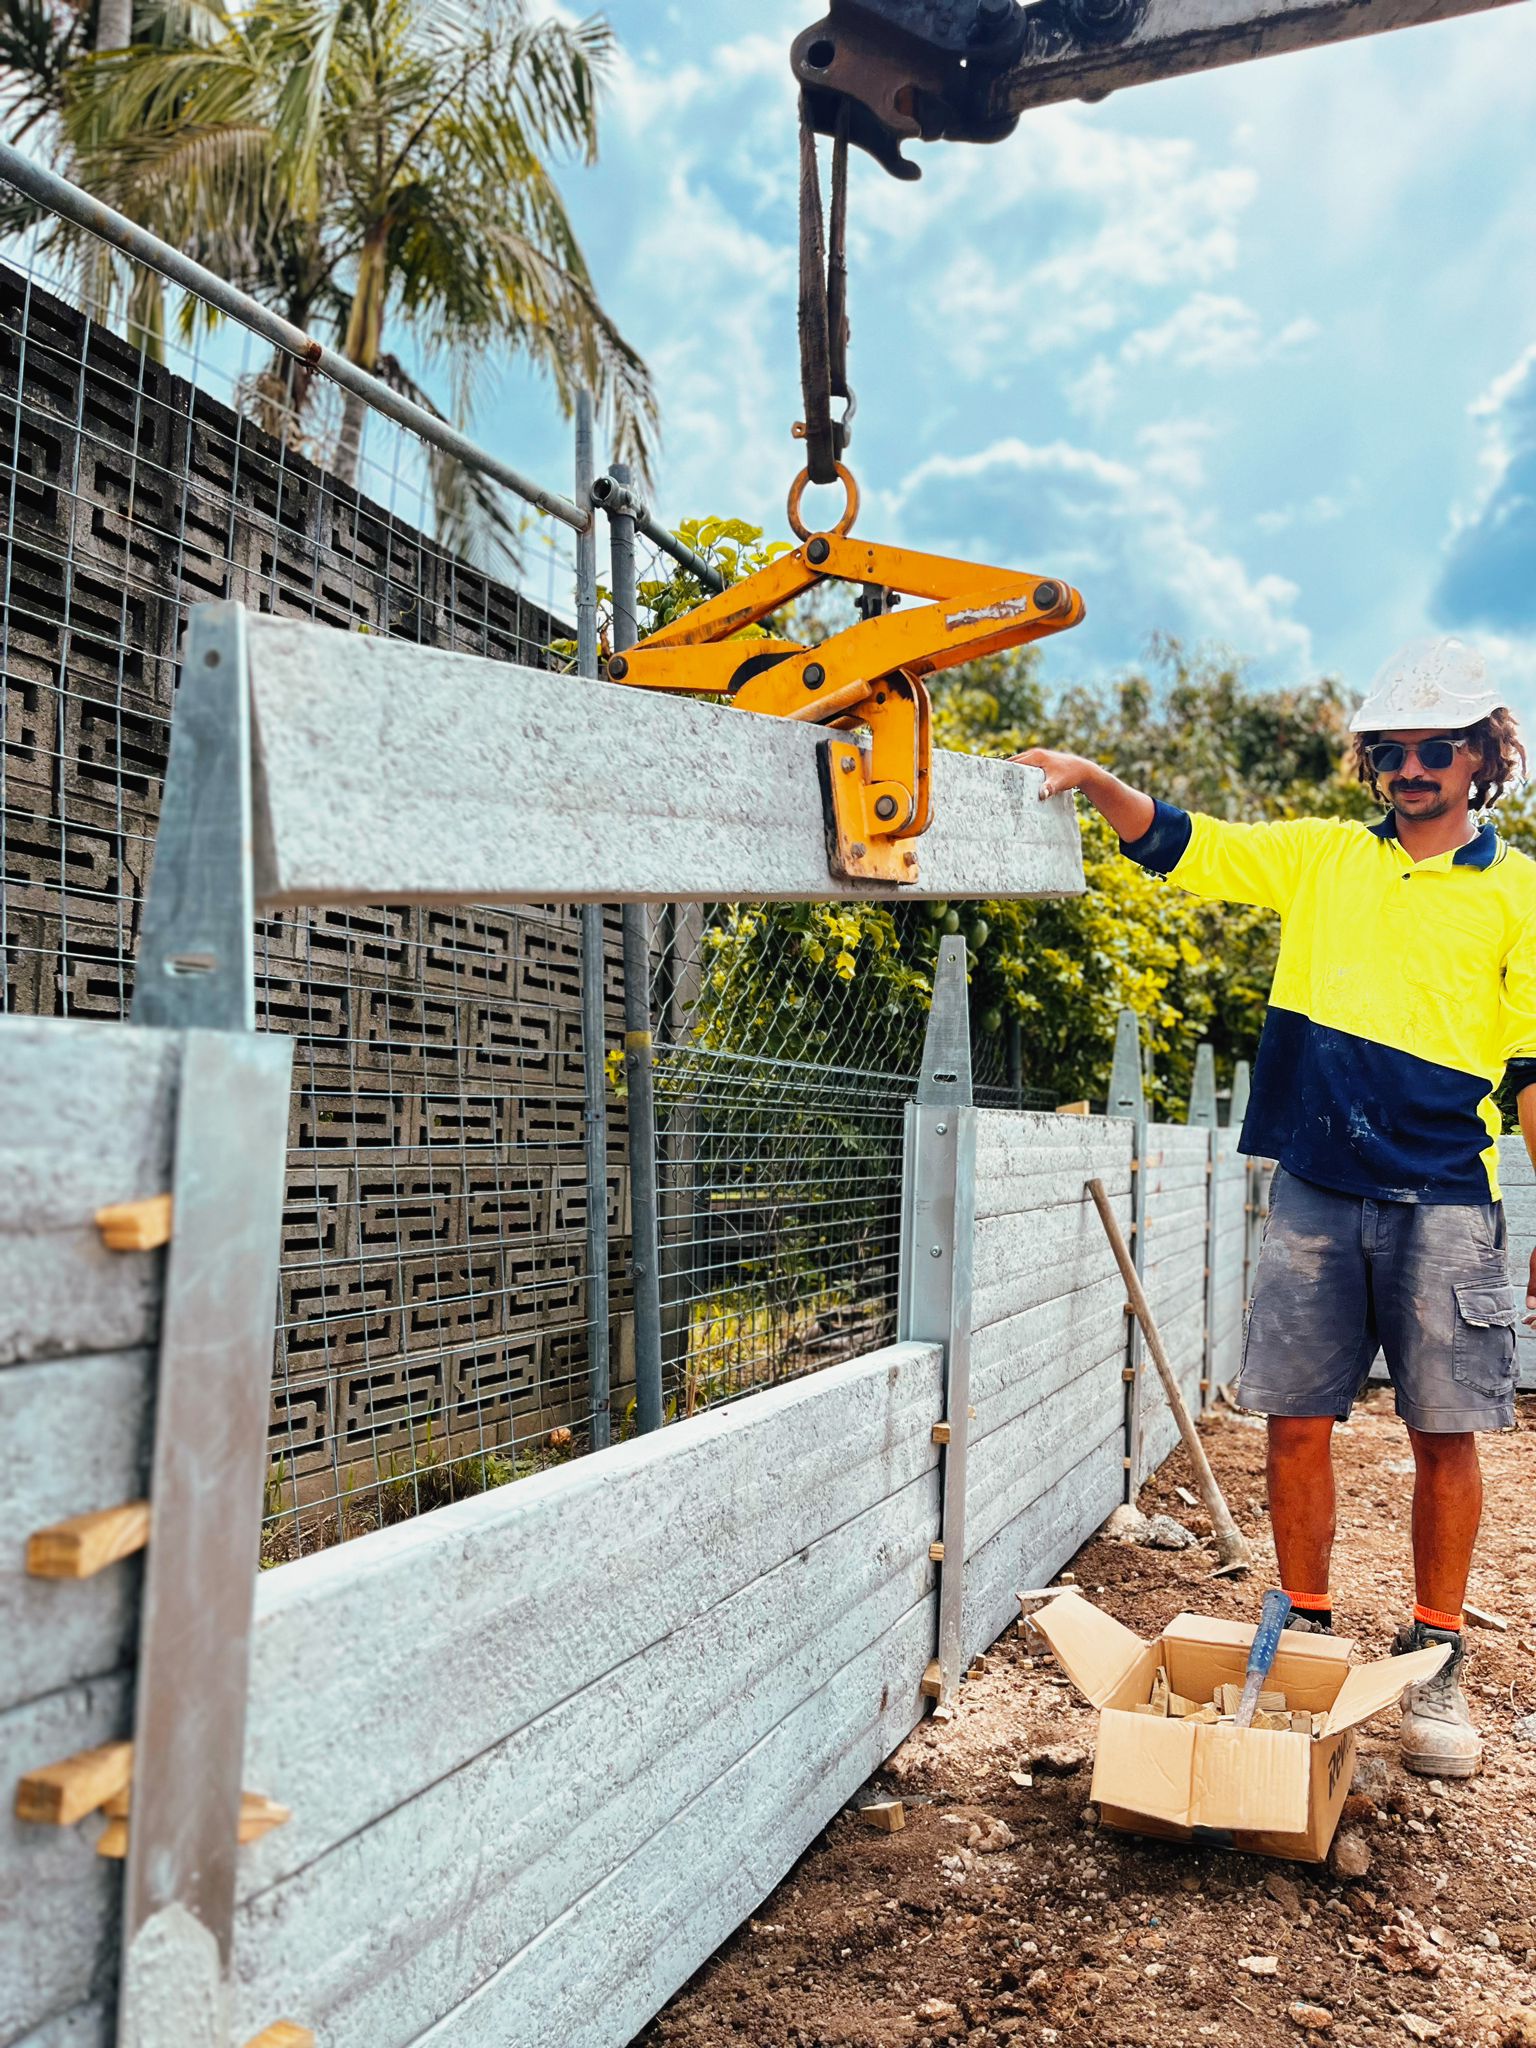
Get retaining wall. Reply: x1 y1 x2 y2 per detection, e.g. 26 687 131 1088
5 1079 1253 2048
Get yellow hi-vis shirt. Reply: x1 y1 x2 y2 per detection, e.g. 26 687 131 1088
1120 803 1536 1203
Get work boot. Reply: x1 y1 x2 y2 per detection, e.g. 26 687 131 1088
1395 1623 1480 1779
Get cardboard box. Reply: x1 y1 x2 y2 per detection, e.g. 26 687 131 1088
1031 1596 1450 1863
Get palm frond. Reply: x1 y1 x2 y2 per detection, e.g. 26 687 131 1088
269 0 340 212
135 0 234 48
371 346 527 576
0 0 88 135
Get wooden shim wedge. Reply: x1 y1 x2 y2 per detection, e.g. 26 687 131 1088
2 1348 153 1716
0 1675 130 2044
245 617 1086 908
93 1196 173 1254
96 1790 291 1860
15 1740 132 1827
27 1502 150 1581
858 1799 905 1832
1086 1178 1252 1570
244 2027 314 2048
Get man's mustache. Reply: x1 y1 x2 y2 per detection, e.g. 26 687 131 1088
1391 780 1440 795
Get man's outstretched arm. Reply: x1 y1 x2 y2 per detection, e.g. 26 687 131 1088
1012 749 1322 913
1012 748 1155 844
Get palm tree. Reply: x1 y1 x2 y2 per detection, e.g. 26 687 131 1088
39 0 655 559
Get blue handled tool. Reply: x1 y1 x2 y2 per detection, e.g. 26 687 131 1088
1234 1590 1294 1728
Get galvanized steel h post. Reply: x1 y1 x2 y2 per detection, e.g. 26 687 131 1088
604 462 665 1436
122 601 293 2041
1186 1042 1219 1413
575 393 611 1451
899 937 976 1702
1108 1009 1147 1495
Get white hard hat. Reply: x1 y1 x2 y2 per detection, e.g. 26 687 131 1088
1349 635 1503 733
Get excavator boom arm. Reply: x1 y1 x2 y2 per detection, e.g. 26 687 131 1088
994 0 1530 119
794 0 1530 175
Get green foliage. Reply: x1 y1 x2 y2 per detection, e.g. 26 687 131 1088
636 516 792 637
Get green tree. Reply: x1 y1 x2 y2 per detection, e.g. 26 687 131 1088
0 0 145 140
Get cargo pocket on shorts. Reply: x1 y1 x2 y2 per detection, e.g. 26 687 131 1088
1451 1282 1518 1399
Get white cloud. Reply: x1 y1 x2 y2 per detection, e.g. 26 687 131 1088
1255 483 1361 534
525 0 1536 699
1065 355 1120 426
1136 420 1217 496
1122 294 1319 372
607 30 791 148
1433 341 1536 676
1062 295 1318 419
887 107 1260 370
885 435 1311 672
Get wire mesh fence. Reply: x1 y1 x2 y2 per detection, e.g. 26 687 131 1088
0 212 935 1553
647 904 918 1419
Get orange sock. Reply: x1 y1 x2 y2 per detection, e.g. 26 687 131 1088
1413 1602 1462 1632
1285 1589 1332 1627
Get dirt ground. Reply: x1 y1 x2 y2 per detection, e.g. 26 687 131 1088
640 1389 1536 2048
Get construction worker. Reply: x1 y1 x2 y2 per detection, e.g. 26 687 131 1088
1015 637 1532 1777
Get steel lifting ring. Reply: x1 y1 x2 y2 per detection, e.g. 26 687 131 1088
787 462 860 543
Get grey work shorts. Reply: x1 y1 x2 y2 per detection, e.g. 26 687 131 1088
1237 1165 1519 1433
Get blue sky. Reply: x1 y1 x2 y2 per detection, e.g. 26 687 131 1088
497 0 1536 714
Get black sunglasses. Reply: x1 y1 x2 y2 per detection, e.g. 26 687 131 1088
1365 736 1470 776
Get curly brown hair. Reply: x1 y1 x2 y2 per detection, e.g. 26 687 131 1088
1352 707 1528 813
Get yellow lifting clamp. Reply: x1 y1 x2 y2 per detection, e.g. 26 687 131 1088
604 465 1086 884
